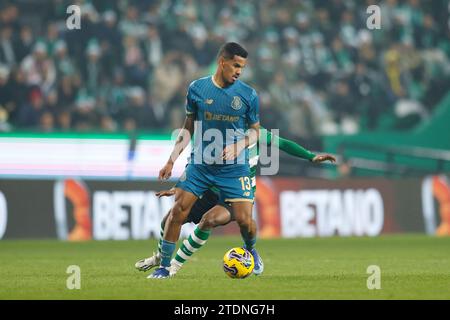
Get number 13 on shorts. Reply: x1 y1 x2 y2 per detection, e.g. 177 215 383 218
239 177 251 191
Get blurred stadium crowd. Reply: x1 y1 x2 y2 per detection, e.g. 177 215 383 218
0 0 449 140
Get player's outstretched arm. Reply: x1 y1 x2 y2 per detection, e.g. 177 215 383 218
311 154 336 163
262 127 336 163
159 115 195 180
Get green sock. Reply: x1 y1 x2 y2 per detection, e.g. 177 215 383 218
173 227 211 265
157 222 164 256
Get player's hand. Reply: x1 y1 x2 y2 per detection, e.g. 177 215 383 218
158 161 174 181
156 188 176 198
222 142 245 161
312 154 336 163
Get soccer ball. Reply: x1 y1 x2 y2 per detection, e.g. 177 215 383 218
223 247 254 279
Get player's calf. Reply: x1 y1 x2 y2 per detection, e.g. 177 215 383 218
168 226 212 276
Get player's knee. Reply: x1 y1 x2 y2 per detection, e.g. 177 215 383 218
170 202 189 224
168 211 184 225
199 215 217 229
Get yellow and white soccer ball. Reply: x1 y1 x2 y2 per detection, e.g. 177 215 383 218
223 247 254 279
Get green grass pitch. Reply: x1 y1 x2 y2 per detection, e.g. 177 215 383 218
1 235 449 299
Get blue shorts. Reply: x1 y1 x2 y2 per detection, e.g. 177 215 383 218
175 164 254 203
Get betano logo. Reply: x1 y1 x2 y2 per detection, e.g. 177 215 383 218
422 176 450 236
280 189 385 237
53 179 194 241
204 111 239 122
54 179 92 241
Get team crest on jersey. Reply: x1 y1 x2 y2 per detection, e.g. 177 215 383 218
231 96 242 110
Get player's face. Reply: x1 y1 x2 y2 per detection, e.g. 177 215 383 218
221 55 247 85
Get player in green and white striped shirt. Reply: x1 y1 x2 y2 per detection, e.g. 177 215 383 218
135 127 335 276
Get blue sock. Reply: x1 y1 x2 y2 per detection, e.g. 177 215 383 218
160 239 176 268
240 227 257 251
243 237 257 251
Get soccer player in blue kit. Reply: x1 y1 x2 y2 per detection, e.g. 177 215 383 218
150 42 261 278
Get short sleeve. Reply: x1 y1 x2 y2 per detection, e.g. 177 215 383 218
247 90 259 125
185 84 197 116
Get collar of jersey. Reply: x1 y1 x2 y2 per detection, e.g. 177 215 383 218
211 75 236 89
211 75 222 89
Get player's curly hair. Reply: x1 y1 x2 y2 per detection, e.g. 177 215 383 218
217 42 248 60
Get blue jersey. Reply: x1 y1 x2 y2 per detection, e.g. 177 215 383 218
186 76 259 177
